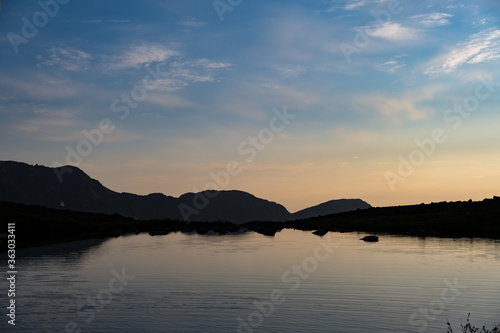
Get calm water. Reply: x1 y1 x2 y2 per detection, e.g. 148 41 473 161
2 230 499 332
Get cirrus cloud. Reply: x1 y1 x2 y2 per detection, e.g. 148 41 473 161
412 13 454 28
425 27 500 75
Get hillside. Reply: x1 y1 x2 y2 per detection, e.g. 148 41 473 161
292 198 371 220
0 161 369 223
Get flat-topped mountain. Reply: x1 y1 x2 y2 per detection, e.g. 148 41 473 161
0 161 370 223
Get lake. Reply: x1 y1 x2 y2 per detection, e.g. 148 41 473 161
2 229 499 332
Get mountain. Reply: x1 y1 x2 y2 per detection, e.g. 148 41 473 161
0 161 179 220
292 199 371 220
0 161 292 223
178 190 291 223
0 161 370 223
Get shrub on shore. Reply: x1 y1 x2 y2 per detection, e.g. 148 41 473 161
446 314 499 333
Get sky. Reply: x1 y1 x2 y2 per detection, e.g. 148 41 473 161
1 0 500 212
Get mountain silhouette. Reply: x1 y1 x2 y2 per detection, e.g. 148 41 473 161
292 199 371 220
0 161 370 223
178 190 291 223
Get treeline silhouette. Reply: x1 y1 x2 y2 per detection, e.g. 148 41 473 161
1 196 500 250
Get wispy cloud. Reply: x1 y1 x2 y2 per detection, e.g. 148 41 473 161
3 74 78 100
34 44 230 85
8 104 81 142
357 85 446 122
36 47 93 72
412 13 453 28
344 0 369 10
342 0 390 10
425 27 500 75
13 116 84 142
146 93 196 109
14 113 141 143
33 107 78 118
33 42 232 93
171 59 231 83
197 59 231 70
375 58 406 73
115 44 179 69
276 65 306 78
142 78 188 92
364 22 418 41
140 59 231 92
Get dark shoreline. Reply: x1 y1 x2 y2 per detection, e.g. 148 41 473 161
2 198 500 250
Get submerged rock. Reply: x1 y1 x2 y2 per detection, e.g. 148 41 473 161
312 229 328 236
254 226 280 237
360 235 379 242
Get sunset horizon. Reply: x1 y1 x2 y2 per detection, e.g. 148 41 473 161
2 0 500 213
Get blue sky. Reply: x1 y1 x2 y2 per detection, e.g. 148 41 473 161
1 0 500 211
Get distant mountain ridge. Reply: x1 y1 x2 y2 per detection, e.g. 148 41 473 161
292 199 371 220
0 161 370 223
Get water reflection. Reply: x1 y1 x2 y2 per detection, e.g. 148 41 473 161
1 231 499 333
16 237 109 266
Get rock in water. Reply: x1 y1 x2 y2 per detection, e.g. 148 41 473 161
253 226 280 237
360 235 379 242
312 229 328 236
